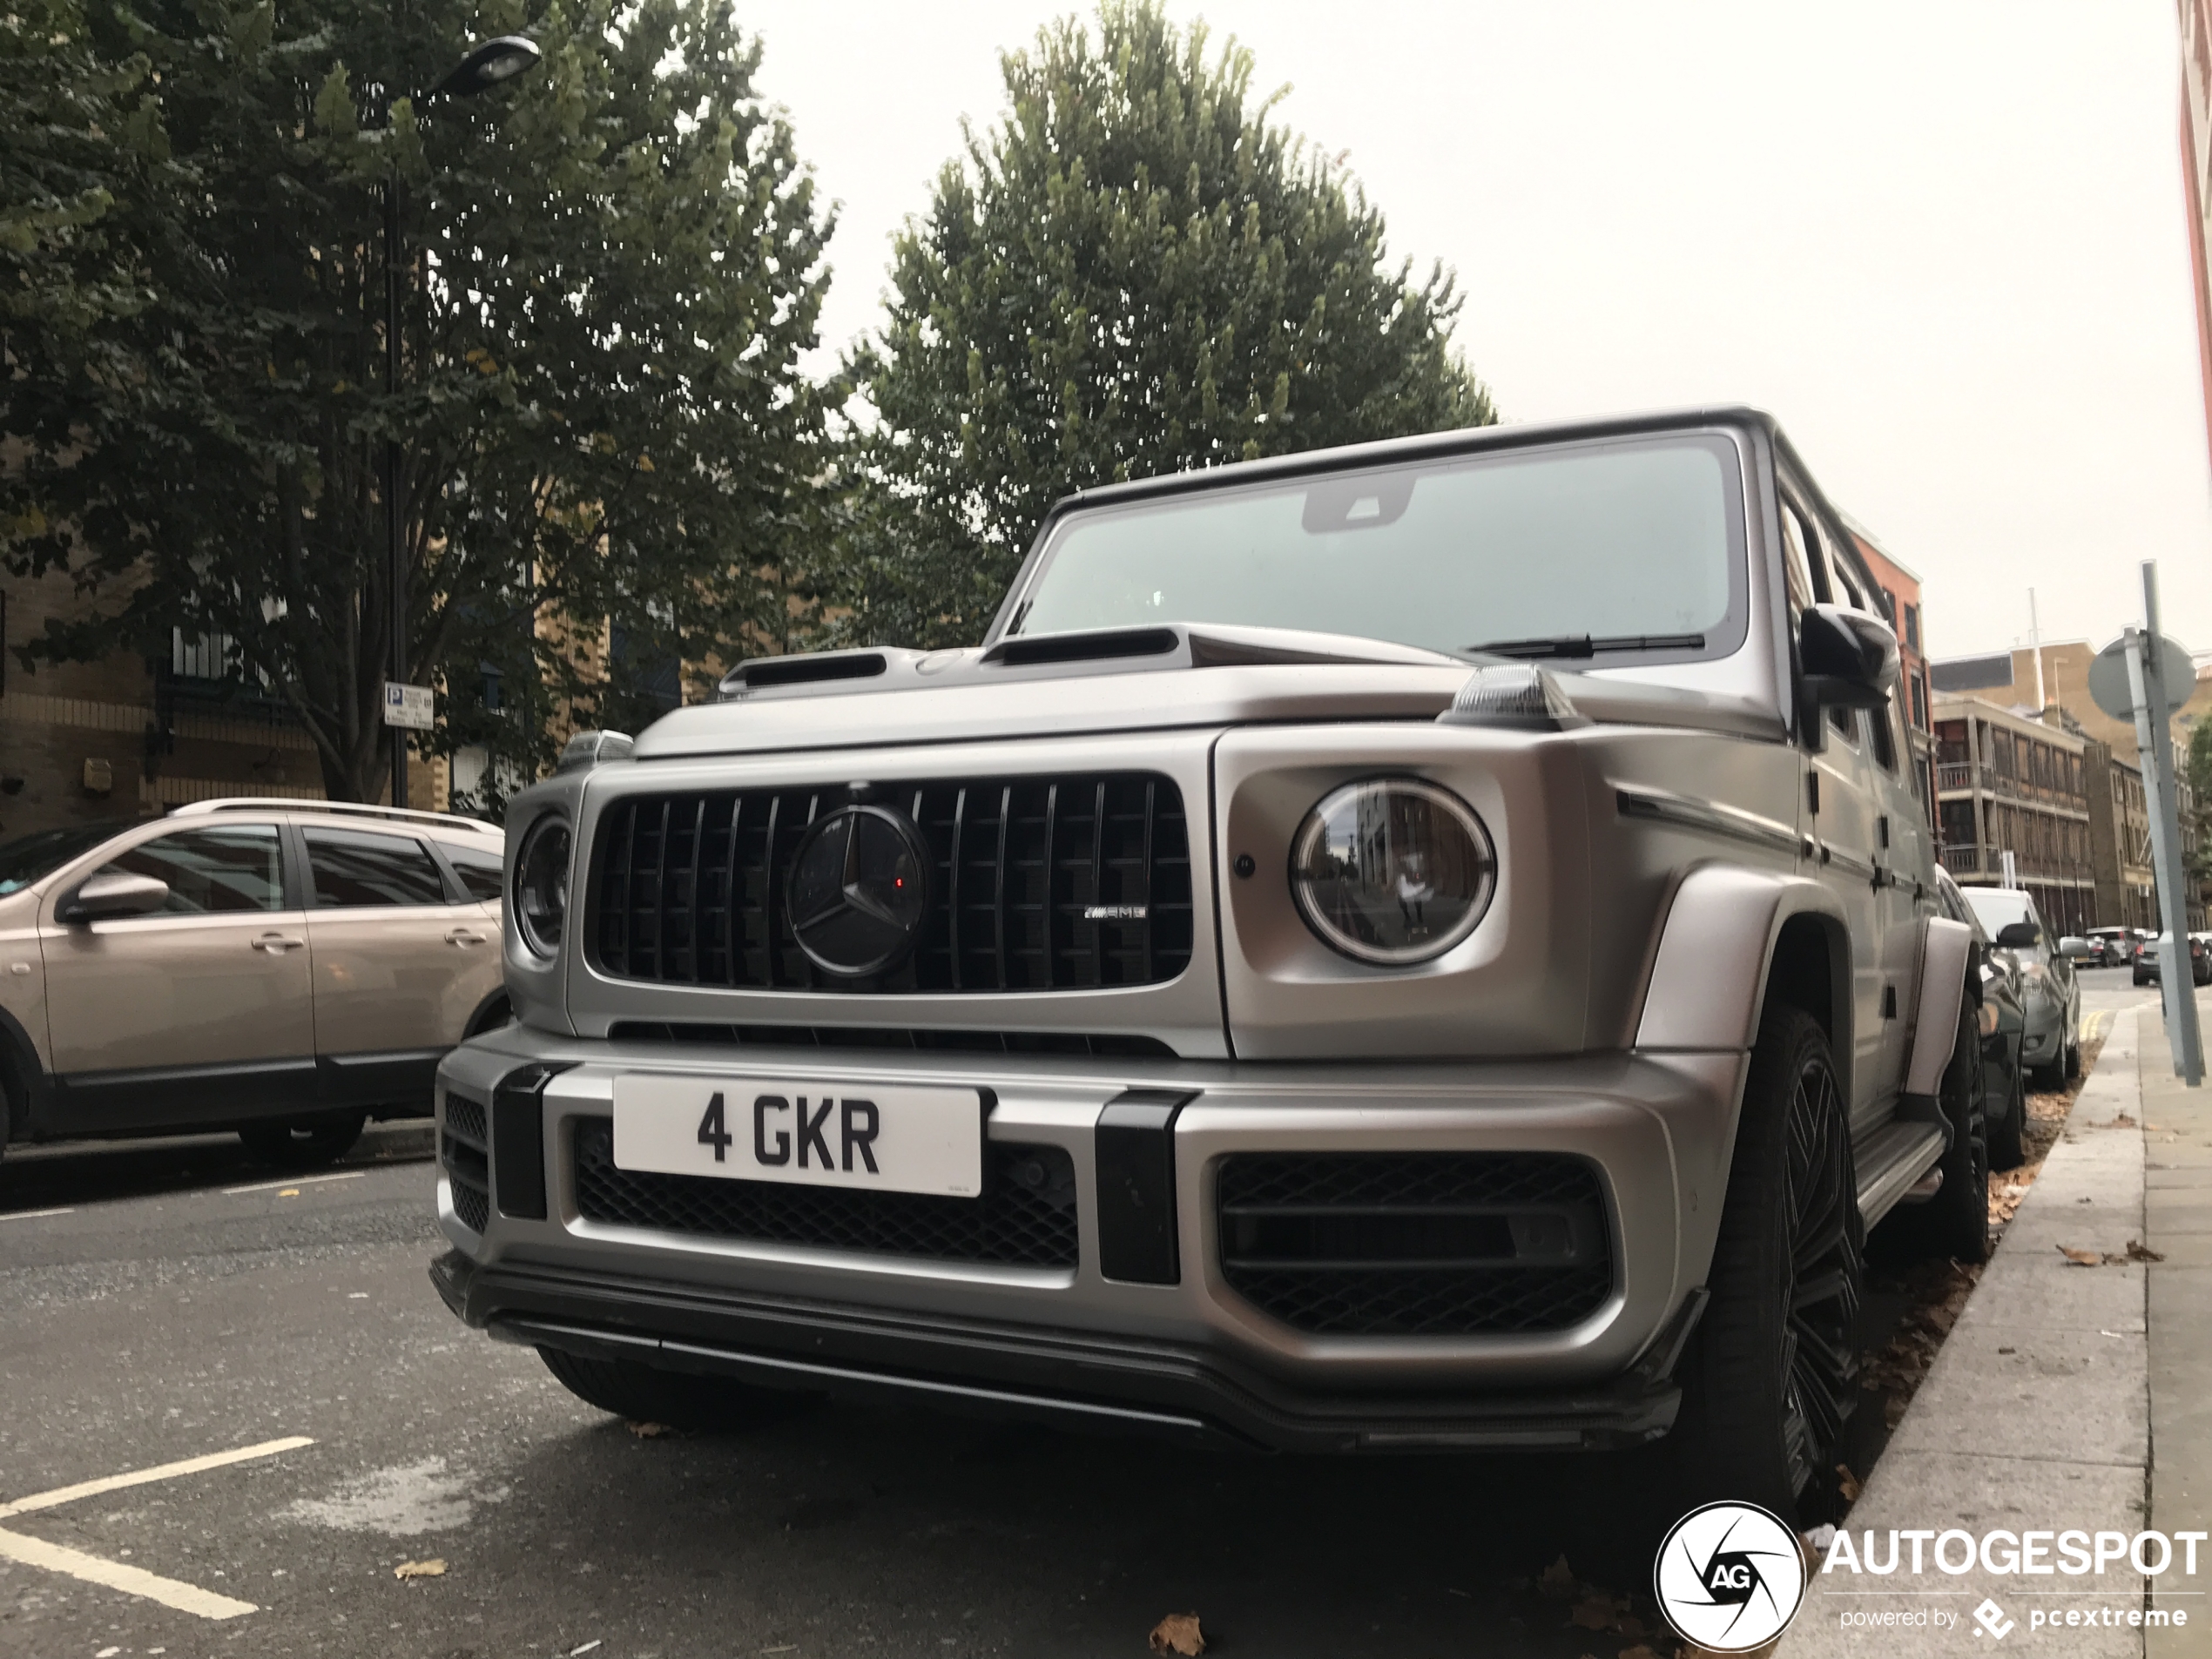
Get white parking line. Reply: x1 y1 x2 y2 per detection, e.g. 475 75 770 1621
0 1435 314 1620
0 1435 315 1520
220 1170 367 1197
0 1529 257 1619
0 1206 73 1222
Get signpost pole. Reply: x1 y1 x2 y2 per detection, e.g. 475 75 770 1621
2128 562 2203 1083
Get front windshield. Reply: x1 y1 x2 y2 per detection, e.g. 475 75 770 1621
0 821 130 896
1008 435 1746 662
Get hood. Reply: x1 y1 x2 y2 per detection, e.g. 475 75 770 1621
630 623 1784 759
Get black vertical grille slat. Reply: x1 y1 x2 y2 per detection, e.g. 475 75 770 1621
589 773 1191 994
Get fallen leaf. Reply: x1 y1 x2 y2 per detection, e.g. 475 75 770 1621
1148 1612 1205 1656
279 1188 300 1197
1539 1554 1578 1600
1571 1602 1614 1630
393 1559 446 1580
2059 1246 2102 1266
2124 1239 2166 1263
570 1644 603 1657
1836 1463 1862 1502
2112 1113 2137 1127
1612 1613 1647 1639
628 1420 671 1438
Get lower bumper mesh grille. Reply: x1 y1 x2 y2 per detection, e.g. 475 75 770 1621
442 1090 491 1234
571 1118 1079 1268
1216 1152 1614 1336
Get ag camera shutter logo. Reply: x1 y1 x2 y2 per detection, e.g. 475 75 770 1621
1654 1501 1808 1652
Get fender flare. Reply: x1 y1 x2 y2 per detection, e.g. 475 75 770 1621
1634 864 1852 1060
0 1000 50 1142
1903 917 1975 1096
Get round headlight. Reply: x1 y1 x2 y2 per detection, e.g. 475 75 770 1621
513 815 572 958
1289 779 1496 966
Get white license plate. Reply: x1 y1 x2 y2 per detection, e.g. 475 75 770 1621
611 1076 985 1197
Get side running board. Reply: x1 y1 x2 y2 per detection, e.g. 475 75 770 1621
1855 1119 1948 1230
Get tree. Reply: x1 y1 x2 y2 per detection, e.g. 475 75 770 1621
835 0 1494 649
0 0 832 806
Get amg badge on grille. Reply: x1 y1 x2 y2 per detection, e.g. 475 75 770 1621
786 805 930 977
1082 904 1150 921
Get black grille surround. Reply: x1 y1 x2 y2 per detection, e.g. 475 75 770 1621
570 1117 1079 1270
1215 1153 1615 1337
442 1090 492 1235
608 1020 1176 1060
588 774 1193 994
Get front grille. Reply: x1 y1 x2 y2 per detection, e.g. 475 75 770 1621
1215 1153 1615 1337
589 774 1192 993
442 1090 491 1234
608 1020 1177 1059
571 1117 1079 1268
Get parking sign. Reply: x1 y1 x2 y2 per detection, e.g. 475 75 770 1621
383 681 435 731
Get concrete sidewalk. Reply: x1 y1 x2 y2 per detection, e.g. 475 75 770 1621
1782 1008 2166 1656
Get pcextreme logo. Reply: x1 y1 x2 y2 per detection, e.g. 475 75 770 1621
1817 1528 2203 1639
1654 1501 1809 1652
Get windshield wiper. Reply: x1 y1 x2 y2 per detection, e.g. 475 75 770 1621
1464 632 1706 660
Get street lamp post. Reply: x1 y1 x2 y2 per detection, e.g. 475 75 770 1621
383 35 541 810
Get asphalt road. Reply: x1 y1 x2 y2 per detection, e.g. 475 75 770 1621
0 1126 1682 1659
2 981 2146 1659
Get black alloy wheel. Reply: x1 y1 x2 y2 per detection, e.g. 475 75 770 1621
1988 1045 2027 1172
1878 1000 1990 1266
1670 1005 1863 1520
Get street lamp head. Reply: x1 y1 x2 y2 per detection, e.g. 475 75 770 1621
429 36 542 100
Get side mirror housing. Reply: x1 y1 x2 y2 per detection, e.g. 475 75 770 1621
1993 920 2041 949
59 871 170 923
2059 935 2092 957
1800 604 1901 711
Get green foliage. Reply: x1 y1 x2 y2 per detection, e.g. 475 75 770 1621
0 0 831 806
836 0 1495 649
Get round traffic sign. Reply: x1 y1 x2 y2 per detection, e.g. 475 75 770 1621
2087 633 2194 722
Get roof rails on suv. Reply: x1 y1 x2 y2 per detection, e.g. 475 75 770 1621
171 799 501 834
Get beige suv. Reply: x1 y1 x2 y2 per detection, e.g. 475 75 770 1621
0 799 507 1168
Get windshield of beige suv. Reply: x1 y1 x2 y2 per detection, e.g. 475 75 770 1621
1006 434 1747 664
0 820 131 895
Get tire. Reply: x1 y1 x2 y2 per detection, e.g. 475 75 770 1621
237 1110 366 1170
537 1345 813 1433
2064 1035 2081 1079
1881 999 1989 1265
1669 1005 1863 1521
1987 1048 2027 1172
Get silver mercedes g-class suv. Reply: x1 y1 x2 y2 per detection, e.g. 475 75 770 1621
432 407 1985 1521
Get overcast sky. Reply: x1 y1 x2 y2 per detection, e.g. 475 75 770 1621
740 0 2212 660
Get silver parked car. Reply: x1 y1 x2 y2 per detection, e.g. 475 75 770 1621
433 408 1986 1522
0 800 509 1167
1956 888 2080 1089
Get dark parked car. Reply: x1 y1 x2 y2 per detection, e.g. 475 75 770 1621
1959 887 2081 1090
1937 867 2029 1170
2134 934 2212 988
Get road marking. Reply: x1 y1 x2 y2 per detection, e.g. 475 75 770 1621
0 1527 257 1619
0 1435 315 1520
0 1207 73 1222
220 1170 366 1197
0 1435 314 1621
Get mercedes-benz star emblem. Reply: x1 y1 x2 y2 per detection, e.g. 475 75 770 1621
786 804 929 977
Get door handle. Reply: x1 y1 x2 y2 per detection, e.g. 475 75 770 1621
252 933 304 953
444 929 489 947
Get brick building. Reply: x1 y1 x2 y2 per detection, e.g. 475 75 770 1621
1932 694 2099 934
1846 522 1935 814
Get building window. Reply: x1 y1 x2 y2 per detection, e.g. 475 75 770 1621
1904 603 1920 652
1878 586 1898 630
1911 671 1929 732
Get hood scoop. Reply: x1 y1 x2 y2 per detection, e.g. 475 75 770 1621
718 650 889 695
979 627 1180 668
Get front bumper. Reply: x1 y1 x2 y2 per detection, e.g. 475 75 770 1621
432 1026 1748 1449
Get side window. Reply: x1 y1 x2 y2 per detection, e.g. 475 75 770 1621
1868 698 1898 772
305 828 448 907
441 841 504 903
100 826 286 914
1777 497 1823 614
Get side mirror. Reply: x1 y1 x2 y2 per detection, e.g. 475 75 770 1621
1799 604 1901 711
2059 935 2091 957
60 871 170 923
1993 921 2041 949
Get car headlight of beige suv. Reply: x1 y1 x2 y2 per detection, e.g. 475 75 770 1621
512 813 573 960
1287 776 1497 966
